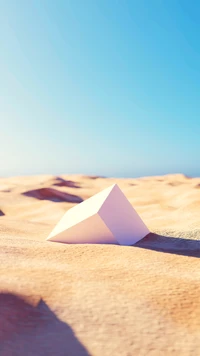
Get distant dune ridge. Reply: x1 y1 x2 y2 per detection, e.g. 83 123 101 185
0 173 200 355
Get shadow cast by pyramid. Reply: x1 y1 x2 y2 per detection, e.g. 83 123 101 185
0 293 90 356
135 232 200 258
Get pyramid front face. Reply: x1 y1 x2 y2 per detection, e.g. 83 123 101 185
47 184 149 245
47 184 116 242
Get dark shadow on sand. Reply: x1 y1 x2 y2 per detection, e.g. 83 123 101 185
22 188 83 203
135 232 200 258
84 175 106 180
0 293 90 356
53 177 80 189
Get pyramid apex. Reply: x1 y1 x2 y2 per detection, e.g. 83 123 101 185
100 183 120 197
108 183 119 189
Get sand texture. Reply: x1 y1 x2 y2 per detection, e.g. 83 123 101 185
0 173 200 355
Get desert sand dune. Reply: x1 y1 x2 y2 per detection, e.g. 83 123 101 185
0 173 199 355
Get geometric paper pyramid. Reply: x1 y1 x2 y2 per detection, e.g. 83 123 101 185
46 184 149 246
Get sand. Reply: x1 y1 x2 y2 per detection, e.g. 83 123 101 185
0 173 199 355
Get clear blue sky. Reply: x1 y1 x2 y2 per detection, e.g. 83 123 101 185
0 0 199 178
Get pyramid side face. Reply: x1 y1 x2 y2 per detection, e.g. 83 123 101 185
47 212 117 244
98 185 149 245
47 184 116 240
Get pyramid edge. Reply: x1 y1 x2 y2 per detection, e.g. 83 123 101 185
96 183 119 213
116 227 150 246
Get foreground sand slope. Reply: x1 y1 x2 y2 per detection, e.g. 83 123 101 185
0 174 199 355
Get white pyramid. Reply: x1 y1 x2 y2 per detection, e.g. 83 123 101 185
47 184 149 246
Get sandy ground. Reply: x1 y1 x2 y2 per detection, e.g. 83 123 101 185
0 173 199 355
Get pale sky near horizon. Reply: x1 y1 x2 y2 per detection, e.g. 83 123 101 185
0 0 200 178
